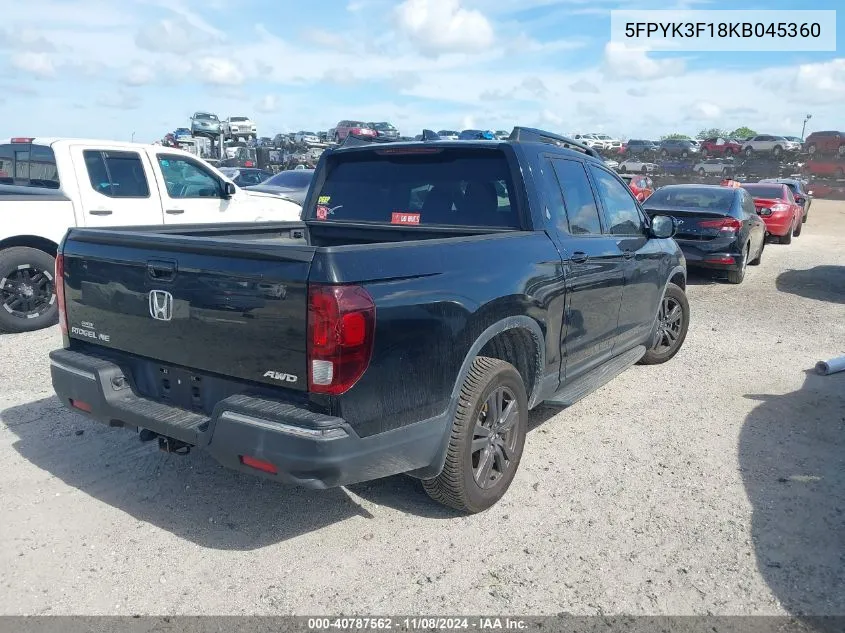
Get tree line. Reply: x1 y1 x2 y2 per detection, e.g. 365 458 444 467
660 127 758 141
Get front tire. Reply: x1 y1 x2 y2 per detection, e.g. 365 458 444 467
0 247 59 333
422 357 528 514
639 283 690 365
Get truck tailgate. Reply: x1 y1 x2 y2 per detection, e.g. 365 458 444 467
61 231 314 391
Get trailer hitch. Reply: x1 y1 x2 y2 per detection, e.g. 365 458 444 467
158 436 191 455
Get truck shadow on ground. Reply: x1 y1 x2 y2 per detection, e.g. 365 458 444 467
2 397 565 544
776 266 845 304
740 370 845 620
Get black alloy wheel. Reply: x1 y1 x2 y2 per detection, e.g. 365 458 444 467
471 386 520 490
639 283 690 365
423 357 528 513
0 247 59 333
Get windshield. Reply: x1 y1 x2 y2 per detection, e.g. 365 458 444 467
312 149 519 228
742 184 786 199
196 113 217 120
645 187 735 210
300 131 316 136
372 123 395 130
230 117 248 122
265 170 314 188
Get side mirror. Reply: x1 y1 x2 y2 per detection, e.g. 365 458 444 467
650 214 676 239
222 181 236 198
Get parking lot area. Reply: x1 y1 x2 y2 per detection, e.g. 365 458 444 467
1 201 843 616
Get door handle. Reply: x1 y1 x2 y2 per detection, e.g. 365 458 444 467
166 209 185 215
570 251 589 264
623 249 634 259
89 209 112 216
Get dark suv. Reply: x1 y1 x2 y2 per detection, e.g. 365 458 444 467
803 131 845 157
659 139 700 159
623 139 660 157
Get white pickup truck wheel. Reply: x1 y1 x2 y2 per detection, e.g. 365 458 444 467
0 247 59 333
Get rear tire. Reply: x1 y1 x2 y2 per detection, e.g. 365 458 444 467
0 247 59 333
639 283 690 365
780 226 793 244
422 357 528 514
749 238 764 265
727 245 749 284
793 217 802 237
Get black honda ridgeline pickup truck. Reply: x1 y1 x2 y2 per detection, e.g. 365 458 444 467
50 128 688 513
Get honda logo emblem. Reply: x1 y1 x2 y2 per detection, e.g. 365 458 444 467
148 290 173 321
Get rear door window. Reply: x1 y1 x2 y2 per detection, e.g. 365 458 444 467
549 158 602 235
83 150 150 198
313 148 519 228
0 143 60 188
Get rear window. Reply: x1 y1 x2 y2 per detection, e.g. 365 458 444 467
0 143 60 189
645 187 735 210
265 170 313 188
312 149 519 228
741 185 785 199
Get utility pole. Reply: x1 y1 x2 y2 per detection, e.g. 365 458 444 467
131 131 135 142
801 114 812 140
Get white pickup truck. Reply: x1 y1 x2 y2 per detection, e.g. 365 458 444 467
0 137 302 333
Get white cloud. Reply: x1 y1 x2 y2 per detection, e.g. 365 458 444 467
194 57 242 86
792 59 845 99
96 89 141 110
689 101 721 120
396 0 494 57
123 64 156 86
10 52 55 78
603 42 685 80
256 95 280 113
135 17 224 54
570 79 599 94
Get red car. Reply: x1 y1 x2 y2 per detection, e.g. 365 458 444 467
619 174 654 201
803 159 845 179
803 130 845 157
700 137 742 157
740 183 803 244
332 120 377 143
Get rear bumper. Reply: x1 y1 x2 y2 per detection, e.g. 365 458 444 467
761 214 793 236
676 239 745 271
49 349 450 489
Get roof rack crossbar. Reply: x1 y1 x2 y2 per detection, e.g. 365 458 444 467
508 127 601 158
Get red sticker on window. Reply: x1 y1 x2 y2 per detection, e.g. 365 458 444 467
391 212 421 225
316 205 329 220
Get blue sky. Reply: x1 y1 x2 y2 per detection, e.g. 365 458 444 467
1 0 843 142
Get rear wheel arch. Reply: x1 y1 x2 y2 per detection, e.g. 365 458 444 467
0 235 59 258
406 316 546 482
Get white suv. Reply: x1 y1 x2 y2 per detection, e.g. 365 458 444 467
742 135 801 158
594 133 622 150
223 116 257 141
573 133 606 149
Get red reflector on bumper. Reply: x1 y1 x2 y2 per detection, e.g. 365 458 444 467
704 256 735 264
70 399 92 412
240 455 278 474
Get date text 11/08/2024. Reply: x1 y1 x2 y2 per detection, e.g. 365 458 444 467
307 617 528 630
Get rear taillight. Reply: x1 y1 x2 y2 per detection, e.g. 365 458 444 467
55 254 67 335
307 284 375 395
698 217 742 232
770 203 790 212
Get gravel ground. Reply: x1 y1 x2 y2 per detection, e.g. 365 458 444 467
1 201 843 616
